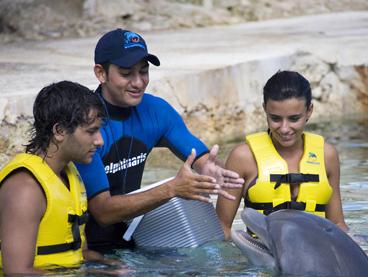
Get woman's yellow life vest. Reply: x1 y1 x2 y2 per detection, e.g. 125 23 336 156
0 153 88 268
245 132 332 217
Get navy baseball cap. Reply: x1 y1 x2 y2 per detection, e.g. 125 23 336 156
94 28 160 68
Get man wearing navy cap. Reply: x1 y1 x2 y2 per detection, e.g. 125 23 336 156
76 29 244 252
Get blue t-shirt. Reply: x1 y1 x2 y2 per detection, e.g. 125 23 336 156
76 86 208 250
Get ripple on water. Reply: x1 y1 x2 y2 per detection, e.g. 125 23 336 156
343 201 368 211
342 142 368 148
341 182 368 190
112 241 271 277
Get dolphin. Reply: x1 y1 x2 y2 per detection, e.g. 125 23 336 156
231 208 368 277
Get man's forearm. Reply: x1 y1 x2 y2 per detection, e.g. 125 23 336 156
88 181 175 226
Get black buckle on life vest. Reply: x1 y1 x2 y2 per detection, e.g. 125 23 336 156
68 212 89 225
69 240 82 250
284 201 306 210
270 173 320 189
36 212 88 255
37 241 82 255
264 201 326 215
262 201 306 215
245 198 326 216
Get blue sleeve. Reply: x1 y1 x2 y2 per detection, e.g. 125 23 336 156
75 152 110 199
154 97 209 161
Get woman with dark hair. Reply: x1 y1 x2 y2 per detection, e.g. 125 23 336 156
216 70 348 240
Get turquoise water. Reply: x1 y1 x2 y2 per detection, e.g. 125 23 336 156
5 116 368 276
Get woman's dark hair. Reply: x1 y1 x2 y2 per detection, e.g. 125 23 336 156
263 70 312 108
25 81 105 154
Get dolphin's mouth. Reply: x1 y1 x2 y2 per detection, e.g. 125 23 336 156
231 228 276 268
238 229 270 252
231 208 276 268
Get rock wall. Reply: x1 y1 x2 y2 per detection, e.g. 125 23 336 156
1 0 368 41
147 52 368 144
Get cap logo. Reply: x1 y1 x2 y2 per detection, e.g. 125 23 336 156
123 31 146 50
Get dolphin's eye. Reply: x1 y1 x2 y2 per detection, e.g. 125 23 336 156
324 227 333 233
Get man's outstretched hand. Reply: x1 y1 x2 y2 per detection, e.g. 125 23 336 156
196 145 244 200
170 148 220 203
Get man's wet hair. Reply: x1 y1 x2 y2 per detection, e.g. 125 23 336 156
263 70 312 108
25 80 105 155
